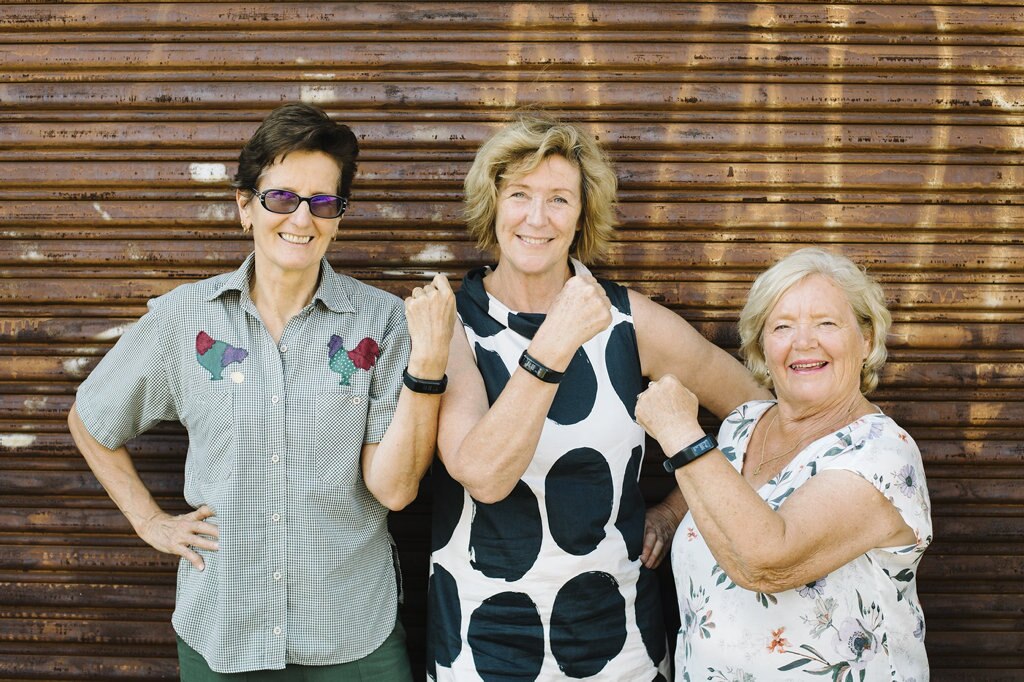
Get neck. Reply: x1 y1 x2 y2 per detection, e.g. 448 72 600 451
775 392 867 438
484 258 573 313
250 260 321 341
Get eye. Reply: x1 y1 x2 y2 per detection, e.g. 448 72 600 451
508 191 527 199
552 196 569 205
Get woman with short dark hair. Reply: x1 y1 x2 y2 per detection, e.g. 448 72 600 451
68 102 454 679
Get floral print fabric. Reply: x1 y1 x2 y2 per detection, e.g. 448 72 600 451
671 400 932 681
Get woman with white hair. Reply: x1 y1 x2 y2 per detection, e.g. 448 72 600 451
636 247 932 680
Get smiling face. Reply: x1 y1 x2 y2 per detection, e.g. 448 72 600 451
493 154 583 279
237 149 342 284
763 274 871 412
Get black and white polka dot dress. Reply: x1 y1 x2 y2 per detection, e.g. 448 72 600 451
428 260 670 681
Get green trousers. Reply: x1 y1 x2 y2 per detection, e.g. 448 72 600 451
176 620 413 682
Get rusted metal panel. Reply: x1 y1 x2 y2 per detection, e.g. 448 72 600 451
0 2 1020 680
2 81 1021 114
5 3 1024 35
6 41 1024 75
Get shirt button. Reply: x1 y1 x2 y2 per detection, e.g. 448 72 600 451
271 513 281 522
271 454 280 464
273 571 282 581
279 344 288 353
271 395 280 404
273 626 282 636
351 396 362 406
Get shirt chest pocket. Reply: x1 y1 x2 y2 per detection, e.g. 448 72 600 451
313 390 370 488
182 386 237 483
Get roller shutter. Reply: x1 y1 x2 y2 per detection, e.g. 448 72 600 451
1 3 1021 679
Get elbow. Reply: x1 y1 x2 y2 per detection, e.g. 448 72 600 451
732 566 793 595
465 482 515 505
373 485 419 512
452 464 516 504
718 542 798 594
440 454 516 504
727 550 804 594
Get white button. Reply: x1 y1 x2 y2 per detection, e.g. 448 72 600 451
271 395 280 404
271 513 280 522
279 344 288 353
273 626 282 636
271 454 280 464
351 396 362 406
273 571 282 581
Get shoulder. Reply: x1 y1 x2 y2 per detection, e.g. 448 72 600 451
154 272 228 306
143 271 236 322
816 413 925 483
333 271 405 315
720 400 775 434
596 276 631 314
850 413 919 453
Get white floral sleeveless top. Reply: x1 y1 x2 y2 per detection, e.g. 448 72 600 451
671 400 932 682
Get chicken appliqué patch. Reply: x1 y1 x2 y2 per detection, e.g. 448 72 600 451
328 335 379 386
195 331 248 380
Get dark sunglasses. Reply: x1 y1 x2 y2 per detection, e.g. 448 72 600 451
250 188 349 219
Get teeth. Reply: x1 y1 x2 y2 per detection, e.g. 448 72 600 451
280 233 313 244
792 361 826 370
519 236 549 245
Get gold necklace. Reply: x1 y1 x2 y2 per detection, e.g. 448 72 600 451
753 411 802 475
754 403 859 476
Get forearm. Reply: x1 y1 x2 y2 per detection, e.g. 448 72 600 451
364 388 443 511
446 370 558 503
68 403 165 535
673 452 789 590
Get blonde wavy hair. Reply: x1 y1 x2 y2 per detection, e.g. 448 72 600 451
463 114 618 264
738 247 892 394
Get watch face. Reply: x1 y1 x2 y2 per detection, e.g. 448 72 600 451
663 434 716 472
693 437 716 456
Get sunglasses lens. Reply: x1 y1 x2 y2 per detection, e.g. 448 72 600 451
309 194 345 219
262 190 300 214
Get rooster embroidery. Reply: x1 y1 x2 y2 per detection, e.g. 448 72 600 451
328 335 379 386
195 331 248 381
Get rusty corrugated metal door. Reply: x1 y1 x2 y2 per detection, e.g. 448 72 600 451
1 3 1021 679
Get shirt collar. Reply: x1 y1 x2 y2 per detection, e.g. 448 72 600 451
208 253 356 314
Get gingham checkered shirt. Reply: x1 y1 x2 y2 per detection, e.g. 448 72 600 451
75 254 410 673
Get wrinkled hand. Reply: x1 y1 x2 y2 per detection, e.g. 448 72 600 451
641 501 683 569
635 374 704 451
405 274 456 379
530 274 613 369
137 505 219 571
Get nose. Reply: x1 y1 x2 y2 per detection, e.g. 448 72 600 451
525 196 546 226
288 200 315 227
792 323 818 348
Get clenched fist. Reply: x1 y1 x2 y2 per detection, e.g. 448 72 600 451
405 273 456 380
529 274 613 370
635 374 705 451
